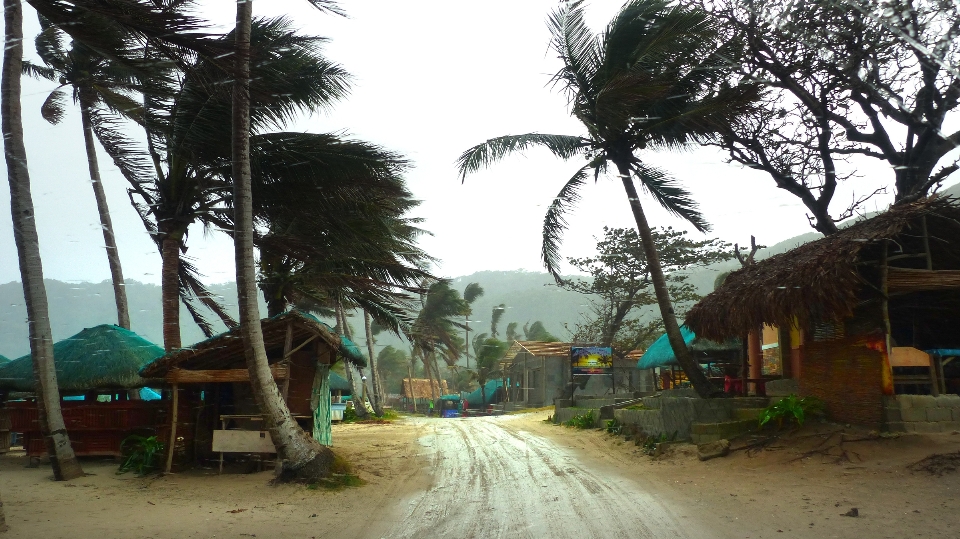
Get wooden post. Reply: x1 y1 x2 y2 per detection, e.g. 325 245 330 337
922 215 933 270
748 329 762 395
928 355 941 397
165 383 179 473
880 240 896 396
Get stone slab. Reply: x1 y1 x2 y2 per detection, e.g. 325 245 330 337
927 408 953 422
901 407 929 422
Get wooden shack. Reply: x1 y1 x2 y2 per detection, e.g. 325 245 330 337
686 197 960 428
0 325 165 457
138 310 366 471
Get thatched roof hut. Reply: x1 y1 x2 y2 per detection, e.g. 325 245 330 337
401 378 448 399
140 310 365 378
0 325 163 392
686 197 960 341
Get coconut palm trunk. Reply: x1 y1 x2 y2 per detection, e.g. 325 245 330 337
363 311 385 416
2 0 83 481
335 302 369 419
160 232 181 350
232 0 333 481
78 91 130 329
614 161 716 398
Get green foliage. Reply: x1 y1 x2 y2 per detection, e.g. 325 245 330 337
605 418 622 435
562 226 731 355
376 345 411 393
342 407 359 423
523 321 559 342
564 410 596 429
758 395 824 429
118 435 164 476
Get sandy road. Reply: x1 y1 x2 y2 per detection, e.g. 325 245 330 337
381 416 710 539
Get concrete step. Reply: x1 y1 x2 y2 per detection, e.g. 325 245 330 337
690 419 758 445
732 397 770 409
733 408 762 421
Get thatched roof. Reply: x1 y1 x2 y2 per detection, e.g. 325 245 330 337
140 310 365 378
686 197 960 340
501 341 573 363
329 372 351 393
401 378 448 399
0 325 164 392
637 325 740 369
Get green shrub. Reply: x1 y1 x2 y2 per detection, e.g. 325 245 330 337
564 410 596 429
118 435 164 476
605 418 622 435
758 395 824 429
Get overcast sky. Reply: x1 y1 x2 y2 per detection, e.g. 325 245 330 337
0 0 952 287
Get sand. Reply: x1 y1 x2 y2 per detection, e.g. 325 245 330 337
1 413 958 539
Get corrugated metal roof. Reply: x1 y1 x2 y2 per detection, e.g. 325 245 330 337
501 341 572 363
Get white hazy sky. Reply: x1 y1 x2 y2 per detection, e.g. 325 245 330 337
0 0 949 286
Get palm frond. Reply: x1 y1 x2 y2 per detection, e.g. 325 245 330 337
21 60 56 81
631 162 709 232
457 133 589 181
40 88 68 125
548 0 601 105
88 108 155 188
542 165 591 281
304 0 347 16
463 283 484 304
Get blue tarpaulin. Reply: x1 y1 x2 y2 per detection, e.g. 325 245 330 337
638 325 739 369
463 379 507 407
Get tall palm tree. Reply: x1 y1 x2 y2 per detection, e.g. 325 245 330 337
410 281 475 400
457 0 757 398
462 282 483 369
25 19 142 329
2 0 84 482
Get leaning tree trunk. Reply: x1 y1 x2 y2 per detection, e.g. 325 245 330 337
335 302 369 419
78 92 129 329
363 311 385 416
2 0 83 480
232 0 333 482
616 161 717 398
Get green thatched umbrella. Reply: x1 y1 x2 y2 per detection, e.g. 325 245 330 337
329 372 351 393
0 325 164 392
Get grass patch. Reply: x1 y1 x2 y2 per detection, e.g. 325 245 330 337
306 453 365 490
563 410 596 429
623 404 647 410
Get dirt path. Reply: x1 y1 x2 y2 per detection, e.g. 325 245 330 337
380 415 711 539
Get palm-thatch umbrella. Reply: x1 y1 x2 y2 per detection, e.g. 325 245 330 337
0 325 164 393
329 371 351 393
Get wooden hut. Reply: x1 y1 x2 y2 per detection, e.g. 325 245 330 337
0 325 165 457
686 197 960 427
138 310 365 470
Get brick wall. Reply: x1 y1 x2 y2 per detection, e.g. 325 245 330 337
801 336 884 428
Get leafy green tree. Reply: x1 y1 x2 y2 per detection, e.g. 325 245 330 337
458 0 755 397
410 281 474 399
490 304 506 338
505 322 522 342
461 282 484 369
376 345 411 395
561 226 731 357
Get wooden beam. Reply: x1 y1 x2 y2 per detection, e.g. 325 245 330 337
165 383 178 474
166 364 288 384
283 334 318 360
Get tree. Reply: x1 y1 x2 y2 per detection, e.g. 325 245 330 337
699 0 960 233
409 281 473 399
26 20 138 329
560 226 731 356
523 321 560 342
462 282 484 369
116 17 353 350
470 334 508 408
457 0 756 398
505 321 522 342
232 0 353 483
3 0 83 481
490 304 506 338
376 345 411 394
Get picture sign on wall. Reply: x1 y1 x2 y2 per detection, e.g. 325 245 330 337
571 346 613 375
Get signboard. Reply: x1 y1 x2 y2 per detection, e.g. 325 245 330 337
571 346 613 375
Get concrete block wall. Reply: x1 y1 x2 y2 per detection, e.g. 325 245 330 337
611 397 768 441
884 394 960 433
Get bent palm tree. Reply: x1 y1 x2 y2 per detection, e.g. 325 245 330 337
26 20 142 329
457 0 757 398
3 0 84 481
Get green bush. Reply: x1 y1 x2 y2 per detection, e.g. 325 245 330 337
758 395 824 429
564 410 596 429
118 435 164 476
605 418 622 435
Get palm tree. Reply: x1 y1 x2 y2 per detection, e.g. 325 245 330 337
462 282 484 369
457 0 757 398
471 334 507 409
409 281 474 400
2 0 84 481
115 17 352 350
25 19 141 329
